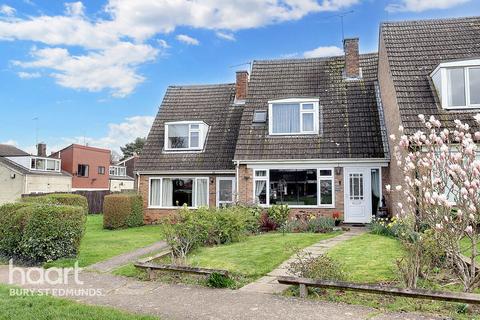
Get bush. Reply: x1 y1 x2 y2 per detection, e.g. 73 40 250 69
22 194 88 214
19 204 86 262
206 272 235 288
307 216 335 233
285 219 308 233
0 203 32 256
103 193 143 229
267 205 290 233
288 251 346 281
259 212 277 232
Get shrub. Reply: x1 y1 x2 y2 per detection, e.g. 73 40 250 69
307 216 335 233
103 193 143 229
368 217 394 237
0 203 32 256
19 204 86 263
259 212 277 232
288 251 346 281
267 205 290 233
22 194 88 214
206 273 235 288
285 219 308 233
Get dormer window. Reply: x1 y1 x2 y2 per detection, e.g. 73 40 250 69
431 59 480 109
268 98 319 135
164 121 208 151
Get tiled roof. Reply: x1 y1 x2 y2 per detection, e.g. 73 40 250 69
234 53 386 160
381 16 480 134
0 144 29 157
136 84 243 171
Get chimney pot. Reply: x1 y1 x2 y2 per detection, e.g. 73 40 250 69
37 143 46 157
343 37 360 79
235 70 249 102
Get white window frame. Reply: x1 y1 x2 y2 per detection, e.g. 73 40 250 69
30 157 61 172
148 176 209 209
216 177 236 207
109 165 127 177
164 121 208 152
431 59 480 110
252 167 335 208
268 98 319 135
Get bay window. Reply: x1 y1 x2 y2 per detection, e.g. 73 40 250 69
149 177 209 208
268 98 319 135
431 60 480 109
253 168 334 207
165 121 208 151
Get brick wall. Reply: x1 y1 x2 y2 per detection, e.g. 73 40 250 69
378 34 404 216
344 38 360 78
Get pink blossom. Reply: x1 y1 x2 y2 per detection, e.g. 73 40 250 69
390 134 396 141
418 114 425 122
385 185 391 192
395 185 402 191
465 226 473 234
474 114 480 123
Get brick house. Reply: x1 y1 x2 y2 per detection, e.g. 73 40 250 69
51 144 111 191
137 15 480 223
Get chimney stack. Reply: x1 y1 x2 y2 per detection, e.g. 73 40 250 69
343 38 360 79
37 143 46 157
235 70 249 102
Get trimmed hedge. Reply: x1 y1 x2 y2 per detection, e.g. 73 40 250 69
22 193 88 214
0 203 86 263
103 193 143 229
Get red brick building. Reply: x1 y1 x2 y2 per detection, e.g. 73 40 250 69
51 144 111 191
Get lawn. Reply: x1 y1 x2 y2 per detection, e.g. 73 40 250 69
0 285 157 320
45 215 163 268
187 232 341 278
327 233 403 283
460 237 480 263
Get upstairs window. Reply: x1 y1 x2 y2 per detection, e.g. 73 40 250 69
431 59 480 109
77 164 89 177
268 98 319 135
164 121 208 151
109 166 126 176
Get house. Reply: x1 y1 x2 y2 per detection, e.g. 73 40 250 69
137 15 480 223
116 155 139 181
377 16 480 214
109 164 135 192
0 143 72 204
137 37 389 224
51 144 111 191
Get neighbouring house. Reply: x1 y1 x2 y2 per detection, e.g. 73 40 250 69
377 16 480 214
51 144 111 191
116 154 139 180
109 164 135 192
0 143 72 204
137 37 389 224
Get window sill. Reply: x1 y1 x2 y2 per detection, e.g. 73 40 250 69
268 132 319 137
256 204 335 209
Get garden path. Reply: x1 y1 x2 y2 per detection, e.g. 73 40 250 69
86 240 169 273
0 265 437 320
239 227 366 294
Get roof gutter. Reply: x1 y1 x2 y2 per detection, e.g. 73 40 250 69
234 158 390 165
136 170 236 175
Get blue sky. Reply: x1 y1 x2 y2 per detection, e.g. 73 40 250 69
0 0 479 156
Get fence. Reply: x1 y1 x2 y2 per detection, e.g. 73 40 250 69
22 190 112 214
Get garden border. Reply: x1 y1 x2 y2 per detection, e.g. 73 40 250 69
277 276 480 304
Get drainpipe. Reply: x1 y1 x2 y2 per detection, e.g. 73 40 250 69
136 172 140 194
235 161 240 203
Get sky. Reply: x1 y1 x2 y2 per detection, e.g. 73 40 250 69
0 0 479 156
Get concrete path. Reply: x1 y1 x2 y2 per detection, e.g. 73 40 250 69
240 228 366 294
0 266 438 320
86 241 169 273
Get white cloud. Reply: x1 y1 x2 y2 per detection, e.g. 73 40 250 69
215 31 235 41
303 45 343 58
17 71 41 79
1 140 18 146
65 2 85 16
386 0 470 12
0 4 15 16
61 116 154 153
176 34 200 46
157 39 170 49
0 0 360 97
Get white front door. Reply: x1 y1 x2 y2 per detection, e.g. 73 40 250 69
344 168 372 223
216 177 236 207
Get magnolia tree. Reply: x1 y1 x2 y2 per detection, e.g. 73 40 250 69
387 114 480 292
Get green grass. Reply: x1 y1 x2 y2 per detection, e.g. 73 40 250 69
460 237 480 263
286 233 480 320
327 233 403 283
0 285 157 320
45 215 163 268
188 232 340 277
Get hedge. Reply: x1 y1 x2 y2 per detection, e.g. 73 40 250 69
22 193 88 214
0 203 86 263
103 193 143 229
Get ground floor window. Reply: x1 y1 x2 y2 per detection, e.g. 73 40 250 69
149 177 208 208
253 168 334 207
217 177 236 207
